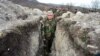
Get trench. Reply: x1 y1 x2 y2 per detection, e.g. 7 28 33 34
37 37 54 56
0 17 56 56
36 36 55 56
36 23 56 56
43 34 54 56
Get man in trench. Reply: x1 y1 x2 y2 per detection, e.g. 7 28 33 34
41 10 61 56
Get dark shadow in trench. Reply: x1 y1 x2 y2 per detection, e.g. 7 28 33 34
36 24 56 56
44 32 55 55
0 22 39 56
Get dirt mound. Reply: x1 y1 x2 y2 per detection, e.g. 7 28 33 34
51 12 100 56
0 0 42 56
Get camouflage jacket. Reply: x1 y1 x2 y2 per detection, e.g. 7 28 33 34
41 18 57 39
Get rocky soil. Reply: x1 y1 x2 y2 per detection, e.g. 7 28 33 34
51 12 100 56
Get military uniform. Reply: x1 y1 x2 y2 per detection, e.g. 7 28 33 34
41 18 57 54
40 10 62 56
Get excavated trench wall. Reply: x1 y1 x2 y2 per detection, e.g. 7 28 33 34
0 1 45 56
51 12 100 56
51 20 93 56
0 19 41 56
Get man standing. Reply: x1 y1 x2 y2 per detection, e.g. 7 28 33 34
41 10 59 56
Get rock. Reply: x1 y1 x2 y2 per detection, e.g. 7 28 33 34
61 11 75 18
32 8 43 16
